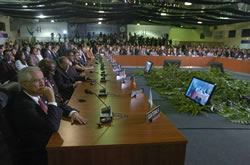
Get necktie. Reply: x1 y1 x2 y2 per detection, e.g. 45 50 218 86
38 97 48 114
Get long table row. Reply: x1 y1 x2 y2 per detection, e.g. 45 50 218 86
47 57 187 165
112 56 250 74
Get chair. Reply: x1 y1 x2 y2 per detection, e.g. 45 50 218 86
0 82 21 165
163 60 181 68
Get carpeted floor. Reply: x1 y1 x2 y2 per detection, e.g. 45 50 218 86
125 67 250 165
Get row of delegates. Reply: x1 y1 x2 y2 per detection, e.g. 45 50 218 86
6 65 87 165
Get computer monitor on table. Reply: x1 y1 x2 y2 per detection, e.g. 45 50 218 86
185 77 216 106
144 61 153 73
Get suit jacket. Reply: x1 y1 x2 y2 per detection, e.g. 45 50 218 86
7 91 63 150
0 59 17 83
45 78 77 116
43 50 53 60
54 66 85 100
27 54 40 66
6 91 63 165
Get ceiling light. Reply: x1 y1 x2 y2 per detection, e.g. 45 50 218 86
37 14 46 19
99 11 104 13
137 23 140 26
98 18 103 21
149 19 152 21
184 2 192 6
200 10 205 13
98 22 102 24
197 21 203 24
63 30 67 34
85 3 88 6
219 17 230 20
37 4 45 7
22 5 28 8
93 3 96 5
51 20 55 23
161 13 167 16
180 25 183 28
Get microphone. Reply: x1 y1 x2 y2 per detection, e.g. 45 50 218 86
84 89 112 123
90 80 108 96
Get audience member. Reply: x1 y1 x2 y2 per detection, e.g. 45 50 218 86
7 67 63 165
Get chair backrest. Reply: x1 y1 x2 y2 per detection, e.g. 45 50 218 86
163 60 181 68
0 82 21 165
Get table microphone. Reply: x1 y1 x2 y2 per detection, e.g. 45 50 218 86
90 80 108 96
84 89 112 123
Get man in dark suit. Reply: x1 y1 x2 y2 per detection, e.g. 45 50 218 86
6 67 63 165
54 56 85 100
0 49 17 83
39 58 87 125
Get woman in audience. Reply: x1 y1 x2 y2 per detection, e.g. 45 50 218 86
15 50 28 70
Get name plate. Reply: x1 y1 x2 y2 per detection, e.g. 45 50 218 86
146 105 160 122
130 88 144 98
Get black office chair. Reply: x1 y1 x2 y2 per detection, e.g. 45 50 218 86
0 82 21 165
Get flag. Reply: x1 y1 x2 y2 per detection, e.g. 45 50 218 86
148 88 153 108
132 76 137 89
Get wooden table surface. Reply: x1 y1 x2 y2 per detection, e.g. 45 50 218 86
47 57 187 165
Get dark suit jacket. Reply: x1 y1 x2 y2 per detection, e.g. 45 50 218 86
45 78 77 116
0 59 17 83
6 91 63 165
54 66 85 100
7 91 63 150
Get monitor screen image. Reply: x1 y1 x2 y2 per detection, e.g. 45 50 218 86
185 77 216 106
144 61 153 73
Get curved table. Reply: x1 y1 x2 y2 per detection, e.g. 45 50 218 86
47 58 187 165
112 56 250 74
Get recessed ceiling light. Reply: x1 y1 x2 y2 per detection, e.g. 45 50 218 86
98 18 103 20
149 19 152 21
51 20 55 23
161 13 167 16
37 14 46 19
197 21 203 24
184 2 192 6
85 3 88 6
99 11 104 13
63 30 67 34
200 10 205 13
37 4 45 7
98 22 102 24
180 25 183 28
22 5 28 8
137 23 140 26
93 3 96 5
220 17 230 20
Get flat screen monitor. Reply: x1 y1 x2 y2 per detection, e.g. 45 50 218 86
185 77 216 106
210 62 224 73
163 60 181 68
144 61 153 73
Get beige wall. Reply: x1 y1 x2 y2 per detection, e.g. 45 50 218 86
212 22 250 48
0 15 17 42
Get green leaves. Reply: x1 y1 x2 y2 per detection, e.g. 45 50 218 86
136 67 250 124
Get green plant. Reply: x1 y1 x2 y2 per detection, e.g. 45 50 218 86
135 67 250 124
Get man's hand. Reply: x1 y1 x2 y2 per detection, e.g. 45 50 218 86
39 87 55 102
71 112 88 125
73 81 82 88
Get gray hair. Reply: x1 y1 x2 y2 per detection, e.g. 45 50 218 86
18 66 41 83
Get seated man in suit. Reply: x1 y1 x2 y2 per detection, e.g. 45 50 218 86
39 58 87 125
54 56 86 100
0 49 17 83
6 67 62 165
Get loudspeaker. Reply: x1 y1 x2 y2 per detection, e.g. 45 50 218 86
163 60 181 68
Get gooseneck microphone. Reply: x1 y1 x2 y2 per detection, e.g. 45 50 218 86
84 89 112 123
90 80 107 96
